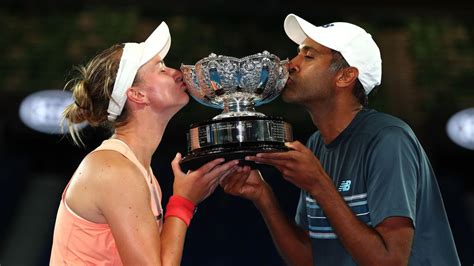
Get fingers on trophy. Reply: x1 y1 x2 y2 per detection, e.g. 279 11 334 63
180 51 293 171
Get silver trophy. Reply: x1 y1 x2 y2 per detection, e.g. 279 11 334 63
180 51 293 171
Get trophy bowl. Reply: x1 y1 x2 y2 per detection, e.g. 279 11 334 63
180 51 293 171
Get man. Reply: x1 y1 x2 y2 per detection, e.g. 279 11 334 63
221 14 460 265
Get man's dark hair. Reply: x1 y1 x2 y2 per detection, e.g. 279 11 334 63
329 50 368 107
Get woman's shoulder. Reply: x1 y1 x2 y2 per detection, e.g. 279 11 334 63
80 150 145 186
67 150 148 202
65 150 150 224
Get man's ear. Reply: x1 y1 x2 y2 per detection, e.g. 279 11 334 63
335 67 359 88
126 87 149 104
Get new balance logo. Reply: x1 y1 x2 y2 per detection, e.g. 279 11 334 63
338 180 352 192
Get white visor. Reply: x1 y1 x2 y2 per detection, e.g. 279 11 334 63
107 21 171 121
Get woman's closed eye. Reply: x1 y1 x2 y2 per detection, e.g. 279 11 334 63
157 61 167 72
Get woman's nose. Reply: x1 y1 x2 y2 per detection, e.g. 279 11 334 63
167 67 184 82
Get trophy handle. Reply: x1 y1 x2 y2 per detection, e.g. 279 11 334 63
255 61 270 94
255 58 290 106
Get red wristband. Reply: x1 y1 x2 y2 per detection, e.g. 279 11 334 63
164 195 196 226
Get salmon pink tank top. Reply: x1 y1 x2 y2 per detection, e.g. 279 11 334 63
50 139 163 265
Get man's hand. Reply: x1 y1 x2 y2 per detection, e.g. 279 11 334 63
220 167 271 203
246 141 329 194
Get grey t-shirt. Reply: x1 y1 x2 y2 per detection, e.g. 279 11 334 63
295 108 460 265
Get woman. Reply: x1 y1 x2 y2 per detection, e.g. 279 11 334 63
50 21 239 265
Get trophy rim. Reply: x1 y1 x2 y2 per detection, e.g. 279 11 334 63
191 51 281 67
180 63 195 70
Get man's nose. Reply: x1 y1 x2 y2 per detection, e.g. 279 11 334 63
288 58 300 74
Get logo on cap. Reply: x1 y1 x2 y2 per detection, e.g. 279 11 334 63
322 23 334 28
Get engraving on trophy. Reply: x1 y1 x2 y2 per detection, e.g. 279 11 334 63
180 51 293 171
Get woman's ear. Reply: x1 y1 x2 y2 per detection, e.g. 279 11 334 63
126 87 149 104
335 67 359 89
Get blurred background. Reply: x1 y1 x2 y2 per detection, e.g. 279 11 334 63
0 0 473 265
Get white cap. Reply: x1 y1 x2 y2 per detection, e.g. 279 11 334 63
284 14 382 94
107 21 171 121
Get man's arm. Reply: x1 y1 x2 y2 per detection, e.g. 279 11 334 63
247 141 414 266
309 174 413 266
220 169 313 266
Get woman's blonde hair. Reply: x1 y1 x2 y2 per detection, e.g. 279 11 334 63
62 43 130 146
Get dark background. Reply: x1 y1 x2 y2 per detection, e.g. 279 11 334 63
0 1 473 265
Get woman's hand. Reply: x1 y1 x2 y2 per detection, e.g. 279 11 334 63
171 153 240 204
